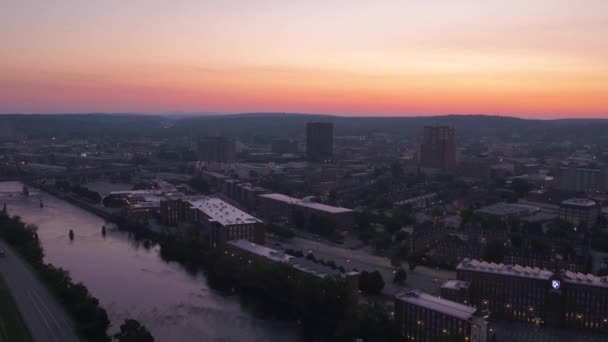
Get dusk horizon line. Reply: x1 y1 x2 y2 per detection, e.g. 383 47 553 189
1 112 607 121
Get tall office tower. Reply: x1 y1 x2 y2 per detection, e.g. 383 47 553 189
306 122 333 162
198 136 236 163
420 126 457 171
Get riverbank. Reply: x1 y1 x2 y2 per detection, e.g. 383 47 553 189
0 213 109 342
26 181 114 220
1 181 304 342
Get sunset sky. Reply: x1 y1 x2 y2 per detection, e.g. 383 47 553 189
1 0 607 118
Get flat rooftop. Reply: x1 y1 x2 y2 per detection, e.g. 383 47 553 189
476 202 540 217
259 193 353 214
227 240 293 263
394 193 437 206
457 259 553 280
289 257 343 279
132 202 159 209
441 280 470 291
186 197 261 226
396 290 477 321
561 198 596 208
110 190 163 196
563 271 608 288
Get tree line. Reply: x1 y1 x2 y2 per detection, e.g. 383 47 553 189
0 212 153 342
56 181 102 204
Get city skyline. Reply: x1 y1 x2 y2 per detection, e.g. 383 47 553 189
1 1 608 118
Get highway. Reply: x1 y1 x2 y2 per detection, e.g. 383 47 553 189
0 240 80 342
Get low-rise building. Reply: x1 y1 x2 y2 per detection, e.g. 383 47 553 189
457 259 554 324
160 196 264 247
561 270 608 330
226 239 359 304
456 258 608 331
394 193 438 210
475 202 541 220
257 193 354 229
222 180 268 211
395 290 489 342
441 280 471 305
107 189 184 217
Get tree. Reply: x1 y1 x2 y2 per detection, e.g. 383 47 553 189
393 268 407 285
390 254 402 268
372 233 392 254
384 217 401 234
394 206 415 226
511 178 532 198
103 196 125 208
327 189 338 205
359 271 385 295
114 319 154 342
482 240 505 263
460 208 475 224
265 223 295 239
390 161 404 179
430 206 444 219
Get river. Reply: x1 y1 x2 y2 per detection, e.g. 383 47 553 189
0 181 301 342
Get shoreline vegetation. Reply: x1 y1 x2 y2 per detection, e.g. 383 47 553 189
0 211 112 341
0 274 33 342
0 209 154 342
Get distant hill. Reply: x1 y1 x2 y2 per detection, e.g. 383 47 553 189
1 113 607 144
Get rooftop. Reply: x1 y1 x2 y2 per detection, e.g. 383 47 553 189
476 202 540 217
226 241 345 279
457 259 553 280
394 193 437 206
110 190 163 196
441 280 470 291
562 271 608 288
259 193 353 214
227 240 293 263
289 257 343 279
132 202 159 209
561 198 597 208
186 197 262 226
396 290 477 321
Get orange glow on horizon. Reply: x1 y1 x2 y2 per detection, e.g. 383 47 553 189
1 1 607 118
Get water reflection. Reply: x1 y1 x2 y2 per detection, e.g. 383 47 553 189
0 182 300 342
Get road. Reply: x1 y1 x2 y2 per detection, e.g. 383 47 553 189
0 240 80 342
268 236 456 296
